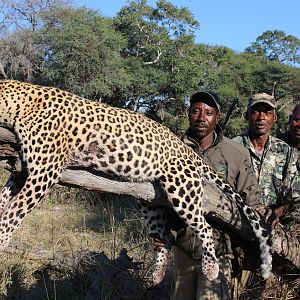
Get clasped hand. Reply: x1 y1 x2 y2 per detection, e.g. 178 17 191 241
256 205 283 229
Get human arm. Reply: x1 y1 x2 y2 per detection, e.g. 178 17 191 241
257 148 300 228
256 203 291 229
277 148 300 219
232 147 261 208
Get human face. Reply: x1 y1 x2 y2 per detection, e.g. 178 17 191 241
189 101 219 140
247 103 277 136
290 105 300 142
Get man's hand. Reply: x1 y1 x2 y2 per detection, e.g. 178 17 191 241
153 237 167 251
256 205 282 229
256 204 289 229
264 206 281 229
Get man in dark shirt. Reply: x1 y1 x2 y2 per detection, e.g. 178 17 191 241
155 91 260 300
282 104 300 151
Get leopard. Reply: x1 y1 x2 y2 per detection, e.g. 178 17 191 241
0 79 272 284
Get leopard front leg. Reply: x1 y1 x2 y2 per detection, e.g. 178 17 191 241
0 173 26 215
0 171 60 249
160 172 219 281
138 202 173 285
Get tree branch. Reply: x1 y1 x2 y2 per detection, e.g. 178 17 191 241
0 61 7 79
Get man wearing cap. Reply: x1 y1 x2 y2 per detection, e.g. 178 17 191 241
282 104 300 151
155 91 260 300
232 93 300 297
281 104 300 182
233 93 299 224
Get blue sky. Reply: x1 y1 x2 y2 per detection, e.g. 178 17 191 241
74 0 300 53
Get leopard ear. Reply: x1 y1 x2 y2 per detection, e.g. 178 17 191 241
0 61 7 79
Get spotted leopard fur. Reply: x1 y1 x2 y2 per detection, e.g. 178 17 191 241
0 80 272 282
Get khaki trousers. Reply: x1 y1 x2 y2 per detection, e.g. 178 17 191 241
231 270 252 299
171 246 232 300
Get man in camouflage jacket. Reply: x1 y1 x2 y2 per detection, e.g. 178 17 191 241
280 103 300 220
232 93 300 297
233 93 299 222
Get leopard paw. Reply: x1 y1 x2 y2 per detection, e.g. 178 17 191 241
202 258 219 281
152 247 169 285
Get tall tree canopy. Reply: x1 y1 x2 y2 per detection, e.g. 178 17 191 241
246 30 300 65
113 0 201 132
38 7 129 101
0 0 69 81
0 0 299 136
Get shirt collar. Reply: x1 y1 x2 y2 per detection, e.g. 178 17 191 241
244 131 274 156
185 124 223 151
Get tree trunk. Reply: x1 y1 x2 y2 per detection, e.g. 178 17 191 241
0 61 7 79
0 127 299 269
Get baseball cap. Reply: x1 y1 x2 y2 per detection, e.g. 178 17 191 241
248 93 276 109
190 91 220 112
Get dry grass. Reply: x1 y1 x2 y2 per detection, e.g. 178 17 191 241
0 169 298 299
238 271 300 300
0 170 172 299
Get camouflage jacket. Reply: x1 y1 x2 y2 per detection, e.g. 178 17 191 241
233 133 300 208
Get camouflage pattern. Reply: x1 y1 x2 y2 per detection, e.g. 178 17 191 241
297 150 300 173
233 134 300 207
289 148 300 221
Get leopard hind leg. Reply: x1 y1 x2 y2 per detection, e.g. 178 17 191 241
160 170 219 281
138 202 173 285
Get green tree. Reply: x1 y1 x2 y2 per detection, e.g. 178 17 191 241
0 0 69 81
115 0 199 63
38 7 130 101
113 0 200 133
245 30 300 65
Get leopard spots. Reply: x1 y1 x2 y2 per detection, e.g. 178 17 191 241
0 80 272 284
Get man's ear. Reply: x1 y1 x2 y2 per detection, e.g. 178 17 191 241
274 111 278 123
216 112 220 124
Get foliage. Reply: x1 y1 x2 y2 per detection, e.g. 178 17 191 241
0 29 40 81
37 7 129 101
0 0 70 81
245 30 300 65
0 0 299 135
114 0 199 61
113 0 201 130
